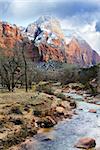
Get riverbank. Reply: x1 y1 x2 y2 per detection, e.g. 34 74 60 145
0 82 77 150
15 85 100 150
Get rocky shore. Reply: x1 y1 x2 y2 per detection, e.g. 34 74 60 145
0 82 100 150
0 82 77 150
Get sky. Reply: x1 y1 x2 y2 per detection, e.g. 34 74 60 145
0 0 100 54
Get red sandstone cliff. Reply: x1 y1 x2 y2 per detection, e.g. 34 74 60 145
0 17 100 67
0 22 22 48
66 37 100 67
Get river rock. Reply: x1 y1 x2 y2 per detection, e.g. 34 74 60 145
75 137 96 149
89 109 97 113
56 106 65 114
70 101 76 109
78 108 83 111
61 101 70 109
36 116 56 128
41 137 53 142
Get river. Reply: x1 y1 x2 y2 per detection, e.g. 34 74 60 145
21 93 100 150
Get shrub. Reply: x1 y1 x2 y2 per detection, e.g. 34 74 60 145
9 105 23 115
2 125 37 149
56 93 70 101
11 118 24 125
33 110 42 117
36 83 54 95
56 93 66 99
32 62 79 84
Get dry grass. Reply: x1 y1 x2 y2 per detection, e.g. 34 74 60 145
0 88 57 149
0 89 34 104
0 84 74 149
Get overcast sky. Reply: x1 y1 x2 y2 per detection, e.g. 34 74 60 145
0 0 100 54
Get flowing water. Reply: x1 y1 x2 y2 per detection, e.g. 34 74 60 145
21 93 100 150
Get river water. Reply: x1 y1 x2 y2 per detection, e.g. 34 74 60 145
21 93 100 150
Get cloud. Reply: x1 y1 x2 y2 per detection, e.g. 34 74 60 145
61 19 100 55
81 23 100 55
0 0 100 54
1 0 58 25
0 1 11 18
53 1 100 18
0 0 100 25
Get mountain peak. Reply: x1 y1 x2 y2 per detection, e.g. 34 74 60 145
26 15 64 41
71 35 86 46
34 15 60 26
0 19 99 67
35 16 52 25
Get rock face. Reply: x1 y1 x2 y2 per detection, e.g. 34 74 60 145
0 16 100 67
0 21 23 57
75 137 96 149
92 50 100 65
25 16 67 62
0 21 34 59
66 37 100 67
25 16 100 66
0 21 22 49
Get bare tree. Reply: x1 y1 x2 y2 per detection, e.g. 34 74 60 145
21 42 28 92
0 46 24 91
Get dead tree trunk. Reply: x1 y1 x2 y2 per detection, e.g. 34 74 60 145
22 43 28 92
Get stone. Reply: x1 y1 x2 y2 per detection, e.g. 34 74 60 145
36 116 56 128
41 137 52 142
75 137 96 149
61 101 69 109
89 109 97 113
78 108 83 111
56 106 65 114
70 101 77 109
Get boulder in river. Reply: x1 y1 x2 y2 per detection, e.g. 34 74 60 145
70 101 77 109
89 109 97 113
41 137 53 142
75 137 96 149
